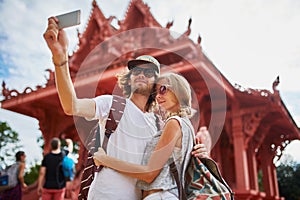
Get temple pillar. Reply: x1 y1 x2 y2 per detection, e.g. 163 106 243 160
260 145 275 197
271 163 280 198
232 103 250 192
247 142 259 191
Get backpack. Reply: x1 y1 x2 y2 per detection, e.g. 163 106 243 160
62 154 75 181
0 162 19 192
170 121 234 200
58 151 75 182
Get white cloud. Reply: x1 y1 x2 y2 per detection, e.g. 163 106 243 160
147 0 300 92
0 0 92 91
281 140 300 163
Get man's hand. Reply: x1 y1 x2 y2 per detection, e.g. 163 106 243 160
65 138 72 145
93 148 106 166
43 17 69 65
65 138 74 153
37 185 43 196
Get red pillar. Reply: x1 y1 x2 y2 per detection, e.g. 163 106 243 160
232 104 250 192
261 145 275 197
271 163 280 198
247 143 259 191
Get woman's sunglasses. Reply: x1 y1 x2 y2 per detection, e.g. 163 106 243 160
156 85 170 95
131 66 156 78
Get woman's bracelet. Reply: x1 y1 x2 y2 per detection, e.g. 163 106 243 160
53 58 68 67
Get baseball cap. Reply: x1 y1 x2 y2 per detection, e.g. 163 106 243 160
127 55 160 74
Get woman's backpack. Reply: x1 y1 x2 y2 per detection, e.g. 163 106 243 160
170 120 234 200
170 154 234 200
0 162 19 192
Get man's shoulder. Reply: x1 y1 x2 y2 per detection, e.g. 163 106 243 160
44 152 62 159
94 94 113 102
94 95 128 108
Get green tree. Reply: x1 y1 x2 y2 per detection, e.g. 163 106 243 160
24 163 41 185
0 121 22 167
277 154 300 200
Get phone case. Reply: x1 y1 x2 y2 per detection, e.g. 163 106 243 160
56 10 81 29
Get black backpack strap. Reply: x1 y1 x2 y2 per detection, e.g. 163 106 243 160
56 151 66 188
78 95 126 200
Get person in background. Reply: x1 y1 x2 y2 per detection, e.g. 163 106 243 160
37 137 72 200
0 151 27 200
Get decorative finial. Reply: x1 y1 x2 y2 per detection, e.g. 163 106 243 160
197 34 202 45
166 20 174 29
92 0 97 7
184 18 192 36
272 76 280 91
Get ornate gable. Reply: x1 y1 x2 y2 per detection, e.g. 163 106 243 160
69 0 117 72
119 0 161 30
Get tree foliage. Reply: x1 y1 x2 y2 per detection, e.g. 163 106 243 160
24 163 41 185
277 154 300 200
0 121 22 166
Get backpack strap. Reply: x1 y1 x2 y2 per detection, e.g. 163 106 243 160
102 95 126 151
56 150 67 188
78 95 126 200
96 95 126 172
168 117 192 200
169 161 187 200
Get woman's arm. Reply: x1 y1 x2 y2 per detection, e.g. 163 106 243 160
43 17 95 118
18 162 27 189
94 119 182 183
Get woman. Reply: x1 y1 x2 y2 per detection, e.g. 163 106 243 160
0 151 27 200
94 73 198 199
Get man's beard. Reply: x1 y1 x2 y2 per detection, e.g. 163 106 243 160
132 85 151 96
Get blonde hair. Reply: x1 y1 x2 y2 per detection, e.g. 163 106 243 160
156 73 193 118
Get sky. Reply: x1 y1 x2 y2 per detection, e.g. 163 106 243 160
0 0 299 167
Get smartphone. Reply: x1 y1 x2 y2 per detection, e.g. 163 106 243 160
55 10 81 29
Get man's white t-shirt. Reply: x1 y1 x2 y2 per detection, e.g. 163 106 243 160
87 95 157 200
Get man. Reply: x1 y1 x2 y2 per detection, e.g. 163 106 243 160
37 138 73 200
43 17 207 200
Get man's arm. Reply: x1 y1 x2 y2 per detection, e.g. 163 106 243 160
43 17 95 118
37 166 46 196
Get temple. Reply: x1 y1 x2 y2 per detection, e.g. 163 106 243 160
1 0 299 199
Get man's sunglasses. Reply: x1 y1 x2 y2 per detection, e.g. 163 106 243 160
131 67 156 78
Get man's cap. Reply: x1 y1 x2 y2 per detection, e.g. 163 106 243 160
127 55 160 74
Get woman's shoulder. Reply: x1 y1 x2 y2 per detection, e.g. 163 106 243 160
165 117 182 129
165 115 182 124
18 161 25 168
